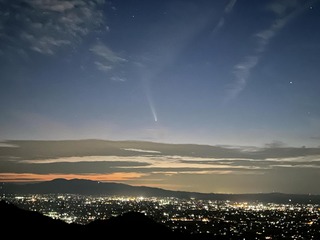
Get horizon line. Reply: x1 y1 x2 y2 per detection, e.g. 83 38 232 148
2 178 319 196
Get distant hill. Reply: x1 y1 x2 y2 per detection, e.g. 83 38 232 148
2 178 320 204
0 200 184 238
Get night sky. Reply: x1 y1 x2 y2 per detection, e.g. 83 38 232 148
1 0 320 193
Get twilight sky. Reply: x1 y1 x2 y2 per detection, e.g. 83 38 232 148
1 0 320 193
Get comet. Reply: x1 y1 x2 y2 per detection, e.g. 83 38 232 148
146 91 158 122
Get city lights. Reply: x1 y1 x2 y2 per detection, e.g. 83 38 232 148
2 194 320 238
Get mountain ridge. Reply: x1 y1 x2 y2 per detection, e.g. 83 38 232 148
2 178 320 203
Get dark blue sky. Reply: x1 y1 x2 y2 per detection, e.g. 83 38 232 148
1 0 320 147
1 0 320 193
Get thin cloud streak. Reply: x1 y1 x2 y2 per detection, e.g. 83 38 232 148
16 154 317 172
0 142 19 148
94 61 113 72
226 0 312 101
273 164 320 169
123 148 161 154
266 155 320 162
227 56 259 101
212 0 237 34
111 76 126 82
151 170 263 175
225 0 237 13
90 42 127 64
11 155 269 178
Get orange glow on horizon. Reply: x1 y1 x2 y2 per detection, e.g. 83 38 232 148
0 172 147 182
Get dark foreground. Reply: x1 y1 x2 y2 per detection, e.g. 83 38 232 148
0 200 194 239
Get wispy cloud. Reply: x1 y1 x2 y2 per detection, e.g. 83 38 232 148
0 142 19 148
29 0 77 12
111 76 126 82
266 155 320 163
152 170 236 175
0 0 105 55
225 0 237 13
123 148 161 154
21 34 71 55
91 43 127 64
90 42 128 78
227 56 259 100
226 0 311 101
18 155 259 171
265 140 286 148
266 0 299 16
94 61 113 72
212 0 237 34
274 164 320 169
13 153 320 174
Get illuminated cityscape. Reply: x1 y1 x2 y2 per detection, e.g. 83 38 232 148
2 194 320 239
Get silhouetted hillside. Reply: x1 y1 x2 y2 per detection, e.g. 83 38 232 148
86 211 175 237
2 178 320 203
0 200 80 237
0 200 184 239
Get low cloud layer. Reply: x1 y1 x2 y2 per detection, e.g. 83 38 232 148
1 140 320 193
